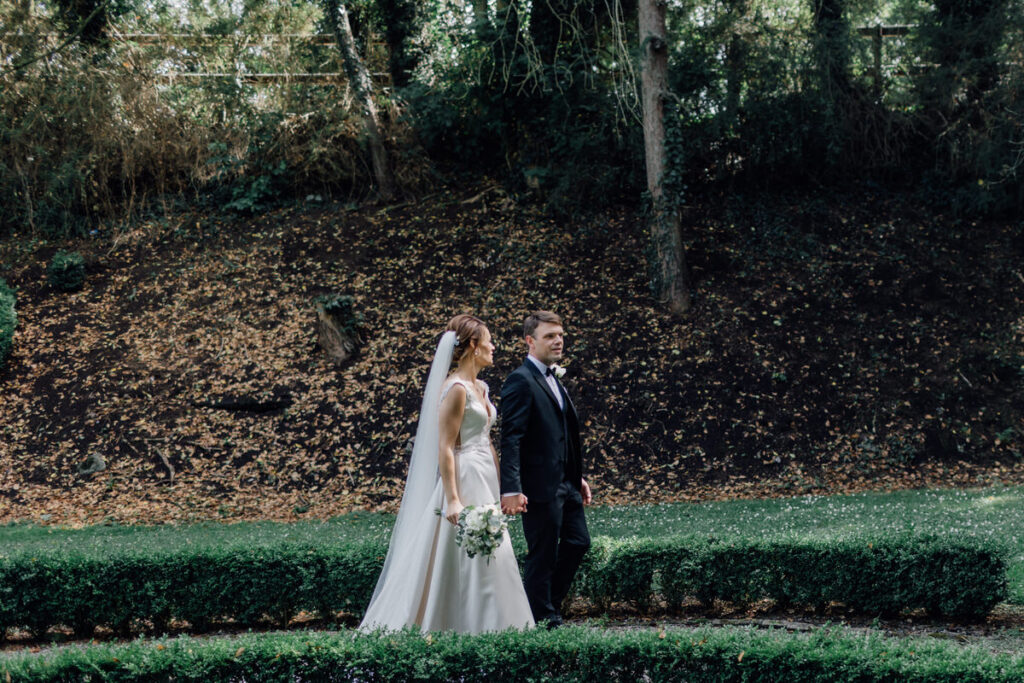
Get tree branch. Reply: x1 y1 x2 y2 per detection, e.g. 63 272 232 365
0 0 111 78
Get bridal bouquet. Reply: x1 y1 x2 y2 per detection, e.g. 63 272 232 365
437 503 508 562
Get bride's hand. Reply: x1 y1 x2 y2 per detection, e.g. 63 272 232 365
445 499 464 526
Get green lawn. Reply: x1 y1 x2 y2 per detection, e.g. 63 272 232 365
4 485 1023 602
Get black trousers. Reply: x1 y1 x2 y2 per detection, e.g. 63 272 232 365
520 480 591 623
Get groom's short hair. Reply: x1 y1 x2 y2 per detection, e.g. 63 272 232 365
524 311 562 338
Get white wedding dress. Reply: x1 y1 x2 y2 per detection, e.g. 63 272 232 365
360 372 535 633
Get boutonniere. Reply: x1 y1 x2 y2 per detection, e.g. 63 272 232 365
552 364 566 379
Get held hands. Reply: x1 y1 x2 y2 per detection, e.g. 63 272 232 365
580 479 592 505
501 493 528 515
445 499 465 526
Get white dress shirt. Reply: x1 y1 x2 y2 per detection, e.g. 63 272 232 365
527 355 564 410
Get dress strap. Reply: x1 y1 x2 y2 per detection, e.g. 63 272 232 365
440 378 472 404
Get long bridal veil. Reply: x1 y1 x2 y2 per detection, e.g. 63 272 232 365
359 330 456 629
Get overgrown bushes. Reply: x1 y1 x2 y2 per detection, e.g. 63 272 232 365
0 533 1005 636
2 0 1020 229
0 278 15 367
0 6 428 237
5 624 1024 682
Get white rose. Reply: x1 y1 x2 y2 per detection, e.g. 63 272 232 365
553 364 566 378
465 508 485 531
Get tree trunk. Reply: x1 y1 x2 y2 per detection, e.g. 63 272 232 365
494 0 523 164
810 0 851 96
315 296 362 364
322 0 396 201
494 0 522 68
639 0 691 315
530 0 567 65
472 0 492 39
723 0 749 129
377 0 422 88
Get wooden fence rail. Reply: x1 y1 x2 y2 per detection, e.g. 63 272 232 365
856 24 914 91
4 27 918 87
0 32 389 83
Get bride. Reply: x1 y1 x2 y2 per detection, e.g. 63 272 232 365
359 314 535 633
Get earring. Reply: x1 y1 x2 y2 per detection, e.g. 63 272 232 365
474 350 479 356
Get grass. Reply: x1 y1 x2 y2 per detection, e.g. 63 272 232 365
4 485 1023 602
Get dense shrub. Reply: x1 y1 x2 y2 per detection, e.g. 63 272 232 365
2 0 1020 224
0 6 427 237
910 0 1024 214
0 540 384 636
0 532 1004 636
574 533 1007 620
406 0 644 217
0 278 15 367
5 625 1024 682
46 250 86 291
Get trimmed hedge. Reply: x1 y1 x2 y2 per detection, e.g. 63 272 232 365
4 626 1024 682
0 540 384 636
576 534 1007 619
0 534 1006 636
0 278 15 367
45 250 85 291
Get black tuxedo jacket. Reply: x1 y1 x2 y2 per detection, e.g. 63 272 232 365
499 359 583 503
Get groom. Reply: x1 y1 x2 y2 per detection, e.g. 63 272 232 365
500 311 592 629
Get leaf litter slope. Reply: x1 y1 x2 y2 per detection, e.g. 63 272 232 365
0 187 1021 524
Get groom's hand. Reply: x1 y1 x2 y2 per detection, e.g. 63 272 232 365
501 493 527 515
580 479 592 505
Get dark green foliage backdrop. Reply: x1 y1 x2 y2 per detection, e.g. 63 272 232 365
2 0 1020 237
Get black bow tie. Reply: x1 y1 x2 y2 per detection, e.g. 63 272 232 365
545 367 555 377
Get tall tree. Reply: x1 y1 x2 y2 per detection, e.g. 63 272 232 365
530 0 569 65
322 0 395 201
472 0 492 39
810 0 852 96
639 0 690 315
723 0 749 129
376 0 422 88
494 0 523 73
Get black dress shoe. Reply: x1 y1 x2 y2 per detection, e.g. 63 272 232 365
544 616 564 630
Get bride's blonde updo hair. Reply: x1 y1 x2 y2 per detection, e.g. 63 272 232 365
447 314 487 363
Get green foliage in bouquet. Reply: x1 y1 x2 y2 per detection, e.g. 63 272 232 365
47 250 86 291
